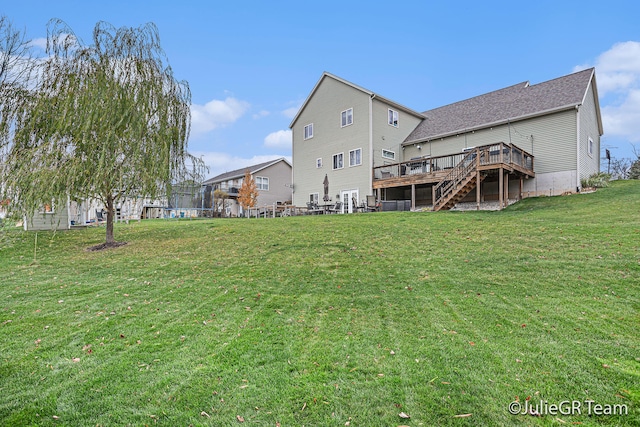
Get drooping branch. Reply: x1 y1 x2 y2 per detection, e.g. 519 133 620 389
2 19 201 245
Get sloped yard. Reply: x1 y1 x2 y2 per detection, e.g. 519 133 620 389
0 181 638 426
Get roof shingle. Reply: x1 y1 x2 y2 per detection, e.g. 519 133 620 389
404 68 595 143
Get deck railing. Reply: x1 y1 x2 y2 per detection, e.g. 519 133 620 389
373 142 533 181
433 148 477 204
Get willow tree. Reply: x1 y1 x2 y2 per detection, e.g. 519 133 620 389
1 19 201 247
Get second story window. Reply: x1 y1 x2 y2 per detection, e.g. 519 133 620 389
341 108 353 127
304 123 313 140
388 109 398 127
255 176 269 191
316 158 322 168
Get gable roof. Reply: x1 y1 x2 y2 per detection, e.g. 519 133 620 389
203 158 291 185
403 68 602 144
289 72 425 128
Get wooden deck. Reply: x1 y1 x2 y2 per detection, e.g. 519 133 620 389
373 142 534 189
373 142 535 211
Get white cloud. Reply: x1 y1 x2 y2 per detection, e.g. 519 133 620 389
576 41 640 142
191 151 291 180
190 97 250 135
29 37 47 50
575 41 640 95
602 89 640 142
282 106 300 119
264 129 292 149
252 110 270 119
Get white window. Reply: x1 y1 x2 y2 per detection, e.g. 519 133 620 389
388 109 398 127
588 137 593 156
332 152 344 170
309 193 319 203
341 108 353 127
316 158 322 168
349 148 362 167
255 176 269 191
382 149 395 160
304 123 313 140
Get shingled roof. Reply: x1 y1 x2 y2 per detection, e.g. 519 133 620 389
404 68 599 144
203 158 290 185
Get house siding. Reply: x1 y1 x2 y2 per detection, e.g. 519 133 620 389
372 99 423 169
292 77 371 206
578 83 601 183
25 209 70 231
256 160 293 206
403 109 578 176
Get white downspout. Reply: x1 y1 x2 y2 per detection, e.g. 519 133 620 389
576 105 581 192
369 94 375 195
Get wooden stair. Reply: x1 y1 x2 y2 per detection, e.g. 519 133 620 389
433 173 485 211
433 148 483 211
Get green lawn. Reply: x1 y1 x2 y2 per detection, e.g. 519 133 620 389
1 180 638 426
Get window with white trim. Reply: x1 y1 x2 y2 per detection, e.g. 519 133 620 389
349 148 362 167
309 193 319 203
341 108 353 127
304 123 313 140
255 176 269 191
388 109 398 127
588 137 594 156
382 149 395 160
316 158 322 168
332 152 344 170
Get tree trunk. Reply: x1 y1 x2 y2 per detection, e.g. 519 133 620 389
105 194 115 244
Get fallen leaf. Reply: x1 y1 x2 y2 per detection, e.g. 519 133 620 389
453 413 472 418
72 357 80 363
390 350 395 355
516 359 522 363
200 411 210 417
602 364 610 368
398 412 410 419
469 341 475 346
52 415 59 420
236 415 245 422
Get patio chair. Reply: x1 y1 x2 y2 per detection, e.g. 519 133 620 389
328 201 342 214
306 201 322 215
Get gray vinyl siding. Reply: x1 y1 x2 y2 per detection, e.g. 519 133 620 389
403 109 578 176
372 99 423 168
292 77 371 206
578 83 601 182
255 160 293 206
25 209 69 231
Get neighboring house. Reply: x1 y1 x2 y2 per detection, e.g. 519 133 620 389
24 200 71 231
290 68 602 210
202 158 292 217
23 195 167 230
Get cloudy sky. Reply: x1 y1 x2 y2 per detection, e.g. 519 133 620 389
3 0 639 178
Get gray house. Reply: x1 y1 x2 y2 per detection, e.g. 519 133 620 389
290 68 602 210
202 157 292 217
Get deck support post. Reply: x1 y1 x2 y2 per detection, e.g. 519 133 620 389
476 170 481 210
504 172 509 209
498 167 504 210
411 184 416 210
519 176 523 200
431 185 436 210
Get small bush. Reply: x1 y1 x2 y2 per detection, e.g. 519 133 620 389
581 172 611 189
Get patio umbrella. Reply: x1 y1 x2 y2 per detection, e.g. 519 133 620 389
323 174 330 202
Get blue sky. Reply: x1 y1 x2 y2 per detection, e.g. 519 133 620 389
3 0 639 178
